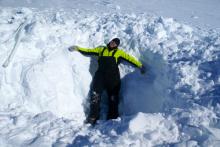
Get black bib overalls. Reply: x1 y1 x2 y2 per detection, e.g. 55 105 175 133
88 48 121 121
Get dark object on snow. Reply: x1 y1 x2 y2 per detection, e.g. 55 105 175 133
68 45 78 52
85 117 97 126
140 65 146 74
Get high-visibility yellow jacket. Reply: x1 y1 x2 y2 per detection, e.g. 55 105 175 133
76 46 142 68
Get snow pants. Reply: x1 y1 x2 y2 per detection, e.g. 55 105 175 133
88 68 121 121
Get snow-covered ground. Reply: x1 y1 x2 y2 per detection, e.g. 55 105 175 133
0 0 220 147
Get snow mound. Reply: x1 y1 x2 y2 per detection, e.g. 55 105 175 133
128 112 179 145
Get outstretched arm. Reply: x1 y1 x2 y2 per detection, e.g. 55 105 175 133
119 50 142 67
68 46 103 56
118 50 146 74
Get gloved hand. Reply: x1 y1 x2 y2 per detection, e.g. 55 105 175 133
68 45 78 52
140 65 146 74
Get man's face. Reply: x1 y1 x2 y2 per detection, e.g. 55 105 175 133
109 40 118 48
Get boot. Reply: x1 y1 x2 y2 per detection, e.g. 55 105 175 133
86 91 101 125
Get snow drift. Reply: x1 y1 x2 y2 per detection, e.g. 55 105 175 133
0 7 220 146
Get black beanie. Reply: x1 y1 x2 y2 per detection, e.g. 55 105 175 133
112 38 120 46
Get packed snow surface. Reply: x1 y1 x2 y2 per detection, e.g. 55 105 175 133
0 5 220 147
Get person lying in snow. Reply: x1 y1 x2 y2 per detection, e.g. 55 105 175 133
68 38 146 125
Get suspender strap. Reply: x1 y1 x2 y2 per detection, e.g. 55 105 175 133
101 47 106 56
112 49 117 57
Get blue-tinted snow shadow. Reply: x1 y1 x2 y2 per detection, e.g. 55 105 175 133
197 59 220 107
66 135 91 147
120 50 174 115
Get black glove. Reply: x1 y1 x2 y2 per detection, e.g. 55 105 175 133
140 65 146 74
68 45 78 52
